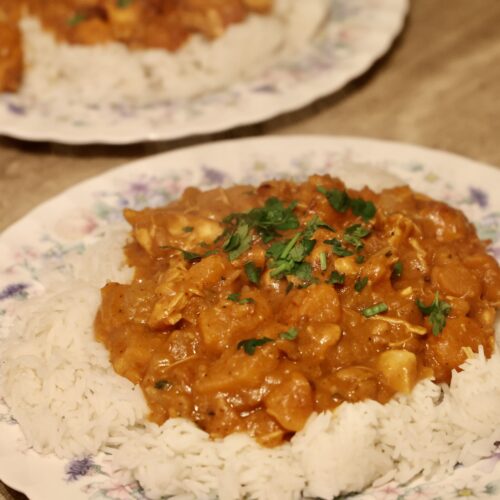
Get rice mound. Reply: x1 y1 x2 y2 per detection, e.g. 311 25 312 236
2 227 500 500
18 0 331 107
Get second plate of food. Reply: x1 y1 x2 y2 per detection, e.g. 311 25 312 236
0 0 408 144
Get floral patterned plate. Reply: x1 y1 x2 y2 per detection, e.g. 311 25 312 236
1 136 500 500
0 0 408 145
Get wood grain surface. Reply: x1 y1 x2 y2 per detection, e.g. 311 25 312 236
1 0 500 498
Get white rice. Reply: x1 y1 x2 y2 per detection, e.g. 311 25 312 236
2 227 500 500
18 0 331 106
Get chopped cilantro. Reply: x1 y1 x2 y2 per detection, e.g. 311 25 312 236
67 12 86 26
362 303 388 318
355 255 365 264
325 238 353 257
244 262 262 284
223 197 299 243
327 270 345 285
416 292 451 335
266 217 319 282
317 186 376 222
319 251 327 271
182 226 194 233
317 186 350 213
227 293 255 305
222 223 252 261
117 0 133 6
181 250 202 261
237 337 274 355
344 224 371 250
350 198 376 222
160 245 217 262
280 327 299 341
354 276 369 292
392 261 403 279
154 379 171 390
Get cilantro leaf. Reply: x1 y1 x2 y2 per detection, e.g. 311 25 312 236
67 12 86 26
237 337 274 355
354 276 369 292
227 293 255 305
280 327 299 341
317 186 376 222
154 379 171 390
350 198 376 222
327 271 345 285
362 303 388 318
325 238 353 257
392 261 403 279
356 255 365 264
224 197 299 243
223 223 252 261
317 186 350 213
344 224 371 250
244 262 262 284
182 226 194 233
416 292 451 335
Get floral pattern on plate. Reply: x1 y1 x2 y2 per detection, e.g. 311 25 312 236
0 137 499 500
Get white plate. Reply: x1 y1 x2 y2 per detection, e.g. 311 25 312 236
1 136 500 500
0 0 408 145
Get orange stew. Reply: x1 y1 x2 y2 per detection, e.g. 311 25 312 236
95 175 500 446
0 0 272 91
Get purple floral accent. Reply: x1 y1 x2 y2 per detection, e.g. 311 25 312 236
252 84 279 94
7 102 26 116
202 166 227 186
0 282 29 301
469 187 489 208
129 182 149 195
66 457 95 481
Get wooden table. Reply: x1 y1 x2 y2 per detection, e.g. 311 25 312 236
1 0 500 498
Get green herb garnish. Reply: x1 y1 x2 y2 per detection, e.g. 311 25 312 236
117 0 133 6
355 255 365 264
154 379 171 390
317 186 376 222
223 197 299 243
222 222 252 261
317 186 350 213
325 238 353 257
416 292 451 335
362 303 388 318
182 226 194 233
279 327 299 341
237 337 274 355
392 261 403 279
319 251 327 271
344 224 371 250
227 293 255 305
354 276 369 292
327 270 345 285
67 12 86 26
244 262 262 285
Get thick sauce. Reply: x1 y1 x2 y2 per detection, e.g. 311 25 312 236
0 0 272 91
95 175 500 446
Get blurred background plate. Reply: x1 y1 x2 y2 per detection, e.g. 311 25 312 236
0 0 408 145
